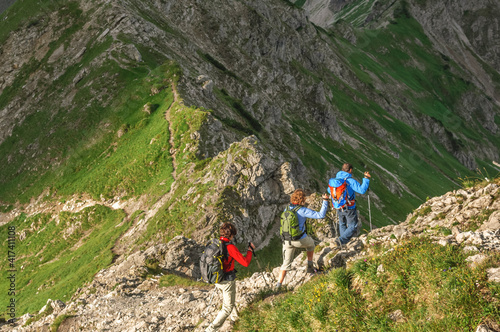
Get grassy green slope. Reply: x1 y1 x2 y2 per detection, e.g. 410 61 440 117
0 1 190 318
0 59 183 318
236 236 500 331
0 205 130 316
0 51 178 203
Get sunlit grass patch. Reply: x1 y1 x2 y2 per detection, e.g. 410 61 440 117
236 237 500 331
0 205 130 318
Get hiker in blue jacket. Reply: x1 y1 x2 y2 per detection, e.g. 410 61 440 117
328 163 370 247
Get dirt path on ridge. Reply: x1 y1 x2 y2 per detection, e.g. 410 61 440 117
165 81 179 180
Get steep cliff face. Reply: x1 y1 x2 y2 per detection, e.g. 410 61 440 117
409 0 500 102
121 0 344 147
113 0 500 175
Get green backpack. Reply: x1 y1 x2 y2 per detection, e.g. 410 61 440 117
280 206 304 243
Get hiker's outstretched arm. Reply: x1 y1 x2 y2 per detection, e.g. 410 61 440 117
347 177 370 194
227 244 253 267
299 200 329 219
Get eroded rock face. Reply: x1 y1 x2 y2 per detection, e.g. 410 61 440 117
190 135 307 245
163 237 204 279
5 0 497 182
408 0 500 102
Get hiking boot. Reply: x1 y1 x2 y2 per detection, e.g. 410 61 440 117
355 220 362 237
307 266 318 274
333 238 342 250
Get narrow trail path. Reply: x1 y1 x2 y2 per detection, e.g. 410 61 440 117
165 81 180 180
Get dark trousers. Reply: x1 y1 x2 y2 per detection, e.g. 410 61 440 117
338 208 358 244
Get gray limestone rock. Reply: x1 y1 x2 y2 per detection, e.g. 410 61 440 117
466 254 487 268
487 267 500 283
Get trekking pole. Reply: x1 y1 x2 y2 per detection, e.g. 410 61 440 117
368 192 373 232
201 286 217 318
250 242 273 290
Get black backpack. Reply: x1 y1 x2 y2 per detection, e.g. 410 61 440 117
199 239 228 284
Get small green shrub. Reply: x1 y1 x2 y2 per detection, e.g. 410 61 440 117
459 168 498 188
418 206 432 216
143 258 162 277
433 212 447 221
329 267 352 289
439 227 452 236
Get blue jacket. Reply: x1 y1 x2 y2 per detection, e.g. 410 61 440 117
327 171 370 209
288 200 328 239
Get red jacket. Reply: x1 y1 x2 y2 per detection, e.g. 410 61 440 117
220 237 253 272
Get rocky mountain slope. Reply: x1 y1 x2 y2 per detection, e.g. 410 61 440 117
5 179 499 331
305 0 500 104
0 0 500 325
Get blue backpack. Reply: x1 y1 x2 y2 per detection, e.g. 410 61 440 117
328 177 355 209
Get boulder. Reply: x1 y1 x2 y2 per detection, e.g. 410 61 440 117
479 210 500 231
487 267 500 283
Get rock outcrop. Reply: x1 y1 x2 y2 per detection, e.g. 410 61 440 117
190 135 306 245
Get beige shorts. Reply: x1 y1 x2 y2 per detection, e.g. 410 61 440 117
280 235 315 271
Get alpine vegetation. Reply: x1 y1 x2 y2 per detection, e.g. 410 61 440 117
0 0 499 330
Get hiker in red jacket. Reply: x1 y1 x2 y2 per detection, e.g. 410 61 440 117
205 222 255 332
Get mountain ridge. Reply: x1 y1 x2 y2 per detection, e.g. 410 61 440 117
0 0 499 325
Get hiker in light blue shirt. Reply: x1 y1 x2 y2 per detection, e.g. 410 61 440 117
276 189 329 289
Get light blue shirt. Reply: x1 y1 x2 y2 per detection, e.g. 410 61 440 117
288 200 329 239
